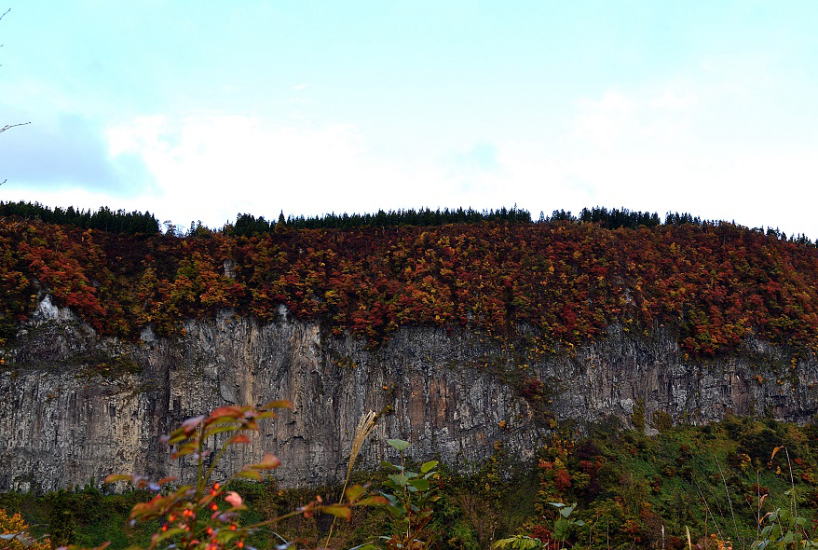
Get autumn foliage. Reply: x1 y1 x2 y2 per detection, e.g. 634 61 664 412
2 216 818 356
0 508 51 550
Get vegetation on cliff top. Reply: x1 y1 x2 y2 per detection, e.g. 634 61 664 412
2 207 818 356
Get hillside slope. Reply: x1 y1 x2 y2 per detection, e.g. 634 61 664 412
1 217 818 492
2 217 818 356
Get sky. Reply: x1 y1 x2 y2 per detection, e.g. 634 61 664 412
1 1 818 236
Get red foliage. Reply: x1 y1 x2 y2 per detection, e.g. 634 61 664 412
553 469 572 492
530 525 561 550
2 218 818 356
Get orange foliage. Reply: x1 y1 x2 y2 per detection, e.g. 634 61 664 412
0 508 51 550
2 218 818 356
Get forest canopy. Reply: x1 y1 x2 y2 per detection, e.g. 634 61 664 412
2 205 818 357
0 201 159 234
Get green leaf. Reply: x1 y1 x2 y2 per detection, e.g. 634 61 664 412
387 438 410 451
322 504 352 520
492 535 544 549
420 460 438 474
205 416 238 426
203 420 242 439
356 496 388 507
388 473 410 487
345 484 366 503
171 441 202 459
385 504 406 519
409 478 430 491
215 530 240 543
153 527 186 544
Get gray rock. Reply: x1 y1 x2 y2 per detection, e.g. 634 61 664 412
1 303 816 492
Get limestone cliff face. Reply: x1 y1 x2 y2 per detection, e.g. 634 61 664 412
1 298 816 492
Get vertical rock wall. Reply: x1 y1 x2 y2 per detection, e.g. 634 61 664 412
1 302 816 492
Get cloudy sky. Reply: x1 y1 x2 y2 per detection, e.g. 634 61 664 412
1 1 817 235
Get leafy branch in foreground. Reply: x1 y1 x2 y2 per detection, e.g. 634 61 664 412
55 401 384 550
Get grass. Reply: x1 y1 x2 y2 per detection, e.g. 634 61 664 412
3 416 818 549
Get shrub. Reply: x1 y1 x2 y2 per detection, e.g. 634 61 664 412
0 507 51 550
56 402 387 550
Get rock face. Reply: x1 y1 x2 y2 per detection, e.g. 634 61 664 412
1 299 817 492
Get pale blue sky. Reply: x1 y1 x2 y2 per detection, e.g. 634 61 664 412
2 1 817 235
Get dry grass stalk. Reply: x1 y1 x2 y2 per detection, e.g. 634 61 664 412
323 410 379 549
346 410 378 481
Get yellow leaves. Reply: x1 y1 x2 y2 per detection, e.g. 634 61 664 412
0 508 51 550
103 474 133 484
261 399 293 410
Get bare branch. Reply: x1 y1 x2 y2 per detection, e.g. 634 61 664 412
0 121 30 133
1 7 20 186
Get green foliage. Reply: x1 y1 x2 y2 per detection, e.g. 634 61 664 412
9 417 818 549
651 410 674 433
43 401 383 550
529 418 818 550
630 399 646 433
753 491 818 550
493 535 545 549
0 507 51 550
0 488 156 549
549 502 585 546
377 439 441 549
230 206 533 235
0 201 159 234
578 207 660 230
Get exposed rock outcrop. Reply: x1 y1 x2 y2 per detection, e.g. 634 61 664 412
1 299 816 492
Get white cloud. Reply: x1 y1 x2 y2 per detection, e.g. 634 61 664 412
6 77 817 240
555 83 818 236
92 114 593 228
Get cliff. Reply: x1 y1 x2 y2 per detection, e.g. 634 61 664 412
2 297 816 493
